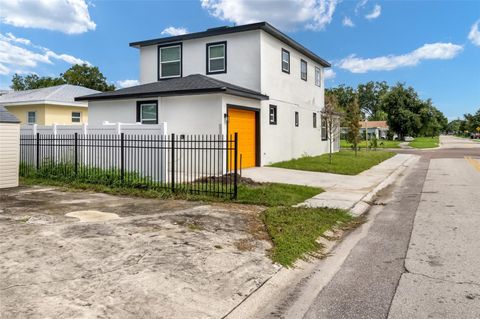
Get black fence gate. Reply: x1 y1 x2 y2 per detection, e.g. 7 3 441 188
20 133 238 198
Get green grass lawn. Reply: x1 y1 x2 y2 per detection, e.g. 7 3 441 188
270 150 395 175
20 177 322 207
340 139 400 149
236 183 322 207
262 206 354 267
408 136 439 149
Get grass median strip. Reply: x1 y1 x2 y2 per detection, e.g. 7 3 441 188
270 150 395 175
408 136 439 148
262 206 354 267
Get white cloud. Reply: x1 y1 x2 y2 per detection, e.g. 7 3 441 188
365 4 381 20
0 32 89 75
116 79 139 88
324 68 336 79
342 17 354 27
338 42 463 73
468 20 480 46
161 27 189 36
0 63 10 75
0 0 96 34
201 0 338 31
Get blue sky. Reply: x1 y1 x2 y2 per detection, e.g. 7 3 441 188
0 0 479 120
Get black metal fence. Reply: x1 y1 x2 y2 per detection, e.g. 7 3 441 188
20 133 238 198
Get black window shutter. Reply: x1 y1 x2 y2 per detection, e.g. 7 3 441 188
136 102 141 122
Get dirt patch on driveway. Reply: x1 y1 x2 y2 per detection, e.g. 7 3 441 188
0 186 278 319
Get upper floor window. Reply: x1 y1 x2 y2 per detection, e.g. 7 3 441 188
282 49 290 73
269 105 277 125
137 101 158 124
207 41 227 74
27 111 36 124
295 111 299 127
158 43 182 79
72 112 81 123
315 67 321 87
301 59 307 81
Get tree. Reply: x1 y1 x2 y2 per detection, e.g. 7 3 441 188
61 64 115 92
344 96 362 156
323 93 341 163
10 64 115 92
11 74 65 91
381 83 422 140
326 85 356 126
357 81 389 120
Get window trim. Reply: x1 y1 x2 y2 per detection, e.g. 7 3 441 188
136 100 158 124
301 59 307 81
321 116 328 140
71 111 81 123
27 111 36 124
206 41 227 75
295 111 299 127
281 48 290 74
313 112 317 128
269 105 277 125
315 66 321 87
157 42 183 80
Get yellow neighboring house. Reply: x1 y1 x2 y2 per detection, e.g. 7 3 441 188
0 85 100 125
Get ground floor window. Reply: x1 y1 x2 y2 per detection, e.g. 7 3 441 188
72 112 81 123
313 112 317 128
136 101 158 124
27 111 36 124
269 105 277 125
295 111 299 127
321 116 328 140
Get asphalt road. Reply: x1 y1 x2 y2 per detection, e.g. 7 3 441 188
300 136 480 318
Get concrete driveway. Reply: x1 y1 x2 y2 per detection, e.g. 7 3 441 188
0 186 278 319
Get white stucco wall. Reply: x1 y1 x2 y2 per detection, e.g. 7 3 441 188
87 94 224 136
258 30 333 165
139 31 262 92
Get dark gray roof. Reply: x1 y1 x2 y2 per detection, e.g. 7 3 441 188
129 22 330 68
0 106 20 123
75 74 269 101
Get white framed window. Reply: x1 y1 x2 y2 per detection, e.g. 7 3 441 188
207 42 226 74
315 67 322 87
295 111 299 127
72 112 81 123
137 101 158 124
27 111 36 124
282 48 290 73
158 44 182 79
301 59 307 81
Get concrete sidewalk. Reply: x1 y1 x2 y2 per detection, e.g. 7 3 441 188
243 154 418 213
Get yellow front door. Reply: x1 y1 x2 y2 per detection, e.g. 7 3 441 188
228 108 256 169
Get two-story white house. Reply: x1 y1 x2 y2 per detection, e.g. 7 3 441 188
76 22 338 168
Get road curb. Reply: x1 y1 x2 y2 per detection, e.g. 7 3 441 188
350 155 419 216
225 155 420 319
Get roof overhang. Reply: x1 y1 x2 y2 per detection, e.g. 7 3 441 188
75 88 269 102
0 100 88 107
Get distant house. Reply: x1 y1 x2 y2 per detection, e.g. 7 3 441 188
359 121 389 139
0 85 99 125
76 22 338 168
